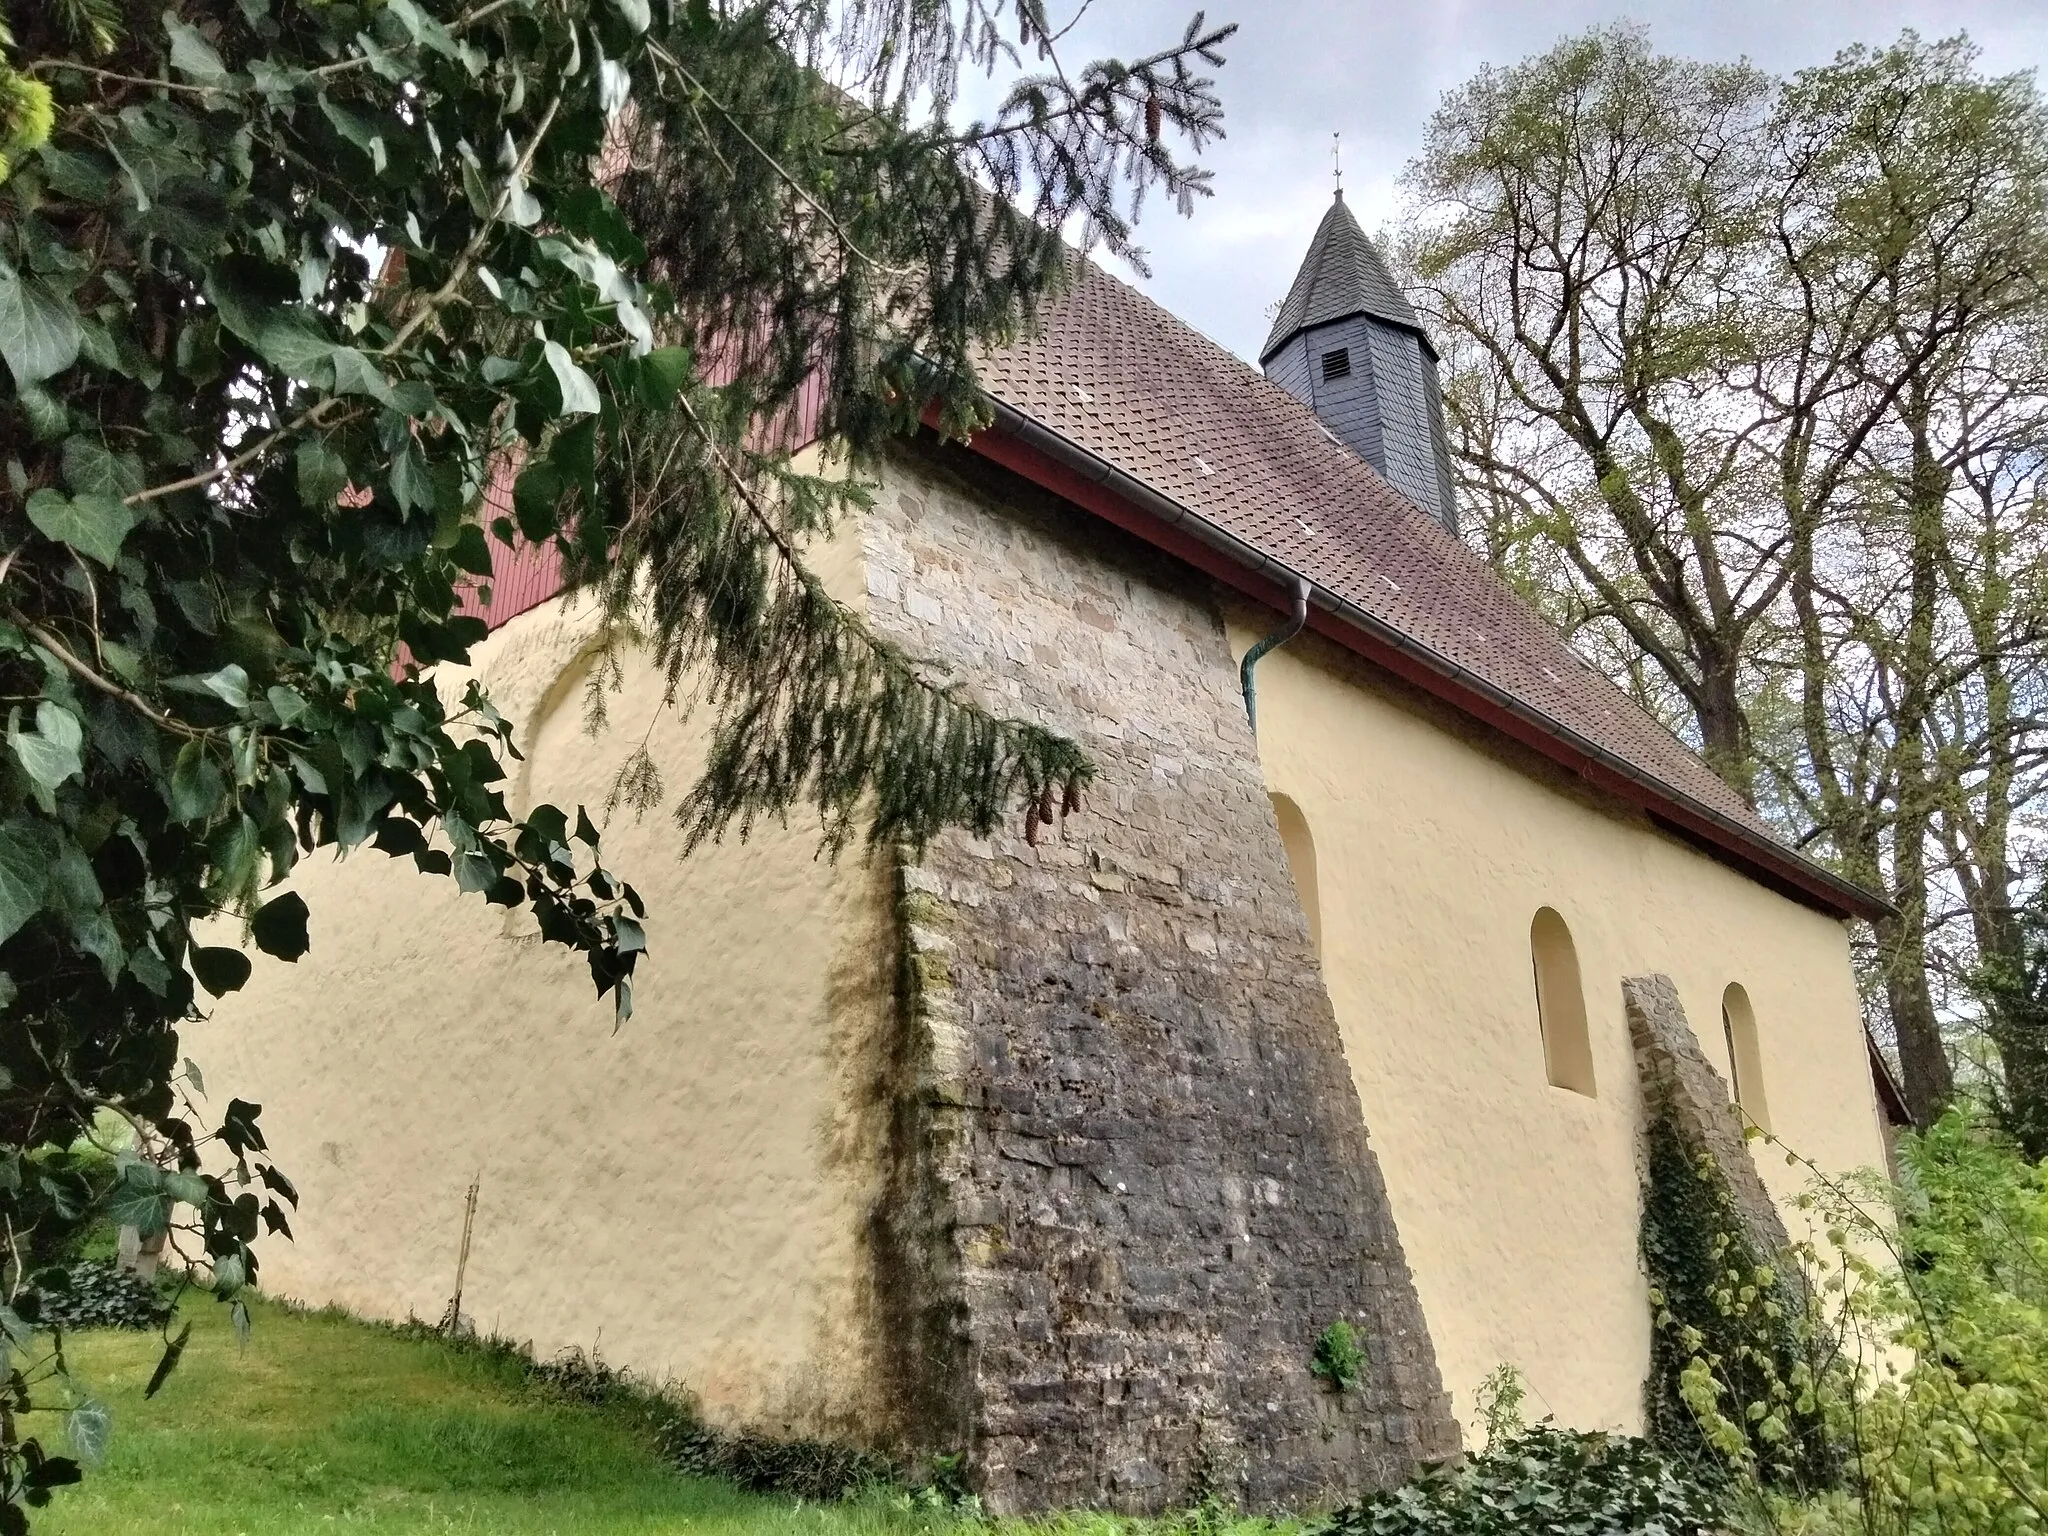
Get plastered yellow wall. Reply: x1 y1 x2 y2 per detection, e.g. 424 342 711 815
190 444 1891 1455
1231 619 1892 1442
188 523 896 1438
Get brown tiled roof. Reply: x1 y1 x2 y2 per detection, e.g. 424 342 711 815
970 256 1881 918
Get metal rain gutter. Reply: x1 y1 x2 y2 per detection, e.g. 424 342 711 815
977 397 1888 924
1240 577 1310 734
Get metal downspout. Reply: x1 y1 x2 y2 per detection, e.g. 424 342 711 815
1240 578 1310 734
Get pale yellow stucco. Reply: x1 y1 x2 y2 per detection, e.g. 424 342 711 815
192 444 1892 1458
189 519 896 1438
1230 616 1892 1442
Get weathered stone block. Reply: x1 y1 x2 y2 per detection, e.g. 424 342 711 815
867 443 1458 1513
1623 974 1792 1256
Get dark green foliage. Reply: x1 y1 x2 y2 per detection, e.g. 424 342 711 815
1310 1318 1365 1393
29 1259 170 1332
1638 1100 1831 1486
658 1418 894 1502
0 0 1233 1524
1318 1424 1722 1536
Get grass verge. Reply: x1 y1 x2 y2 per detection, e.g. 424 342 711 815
37 1297 1304 1536
37 1296 949 1536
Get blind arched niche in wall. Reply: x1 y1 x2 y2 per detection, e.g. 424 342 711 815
1270 793 1321 960
1722 982 1771 1132
1531 908 1595 1096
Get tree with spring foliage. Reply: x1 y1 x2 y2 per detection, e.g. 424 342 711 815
0 0 1234 1523
1401 26 2048 1134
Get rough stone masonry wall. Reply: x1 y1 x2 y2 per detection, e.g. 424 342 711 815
861 439 1460 1514
1623 974 1794 1260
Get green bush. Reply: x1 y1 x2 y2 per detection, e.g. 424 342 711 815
28 1259 171 1332
1782 1111 2048 1535
1317 1424 1723 1536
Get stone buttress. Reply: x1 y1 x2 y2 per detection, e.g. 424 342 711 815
860 438 1459 1513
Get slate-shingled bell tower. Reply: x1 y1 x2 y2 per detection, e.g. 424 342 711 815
1262 193 1458 532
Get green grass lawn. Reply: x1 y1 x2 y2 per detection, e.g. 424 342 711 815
36 1297 966 1536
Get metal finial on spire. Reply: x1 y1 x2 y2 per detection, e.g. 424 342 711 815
1333 132 1343 199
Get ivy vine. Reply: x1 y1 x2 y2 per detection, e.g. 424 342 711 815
1638 1093 1835 1488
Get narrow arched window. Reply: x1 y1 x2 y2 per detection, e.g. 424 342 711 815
1721 983 1771 1133
1270 793 1322 959
1531 908 1594 1096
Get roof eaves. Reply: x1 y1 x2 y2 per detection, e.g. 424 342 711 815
1256 306 1442 366
969 398 1890 925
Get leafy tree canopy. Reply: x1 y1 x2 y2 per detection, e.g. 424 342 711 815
0 0 1233 1522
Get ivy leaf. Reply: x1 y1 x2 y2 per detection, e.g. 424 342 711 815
543 340 601 415
608 0 652 34
0 818 56 945
637 346 693 407
61 436 145 500
105 1163 171 1237
25 488 139 567
254 311 337 385
295 439 348 508
162 11 230 86
250 891 310 962
504 171 542 227
67 1400 112 1469
9 701 84 791
201 665 251 711
512 461 563 541
164 1170 209 1206
266 685 308 727
329 347 395 404
191 945 252 998
450 522 493 576
453 850 496 892
0 269 82 388
144 1322 192 1398
168 741 226 823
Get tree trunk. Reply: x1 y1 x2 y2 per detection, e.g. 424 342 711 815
1877 901 1952 1127
1697 660 1756 805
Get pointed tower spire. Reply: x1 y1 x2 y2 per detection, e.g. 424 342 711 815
1260 193 1425 365
1260 193 1458 532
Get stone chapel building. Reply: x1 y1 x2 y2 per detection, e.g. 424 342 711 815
197 194 1903 1512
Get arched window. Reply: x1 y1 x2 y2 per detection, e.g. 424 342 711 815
1721 983 1771 1132
1270 793 1322 959
1530 908 1595 1096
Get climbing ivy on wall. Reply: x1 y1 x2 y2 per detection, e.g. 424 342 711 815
1638 1095 1834 1487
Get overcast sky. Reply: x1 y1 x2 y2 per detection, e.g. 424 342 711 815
981 1 2048 365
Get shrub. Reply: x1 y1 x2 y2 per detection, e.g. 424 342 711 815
657 1418 894 1501
30 1262 172 1333
1790 1111 2048 1535
1317 1423 1723 1536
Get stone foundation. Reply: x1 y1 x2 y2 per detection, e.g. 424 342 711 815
863 440 1458 1512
